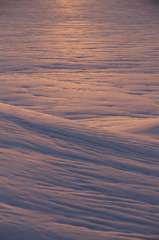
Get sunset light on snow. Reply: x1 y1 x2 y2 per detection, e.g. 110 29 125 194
0 0 159 239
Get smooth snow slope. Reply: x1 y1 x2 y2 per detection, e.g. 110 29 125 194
0 0 159 239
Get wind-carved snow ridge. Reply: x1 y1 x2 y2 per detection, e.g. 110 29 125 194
1 0 159 239
0 103 159 240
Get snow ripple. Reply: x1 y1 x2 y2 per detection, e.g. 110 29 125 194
0 103 159 240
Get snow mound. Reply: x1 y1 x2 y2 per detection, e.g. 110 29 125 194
0 103 159 240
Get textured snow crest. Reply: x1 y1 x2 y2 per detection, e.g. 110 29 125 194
1 0 159 239
0 103 159 240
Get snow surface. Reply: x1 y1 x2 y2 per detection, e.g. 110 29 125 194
0 0 159 239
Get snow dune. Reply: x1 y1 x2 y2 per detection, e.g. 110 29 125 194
1 0 159 239
0 103 159 240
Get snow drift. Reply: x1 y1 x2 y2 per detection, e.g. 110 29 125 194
0 0 159 239
0 103 159 240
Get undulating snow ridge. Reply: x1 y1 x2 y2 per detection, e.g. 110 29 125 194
0 103 159 240
1 0 159 239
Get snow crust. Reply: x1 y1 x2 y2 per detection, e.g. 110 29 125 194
0 0 159 239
